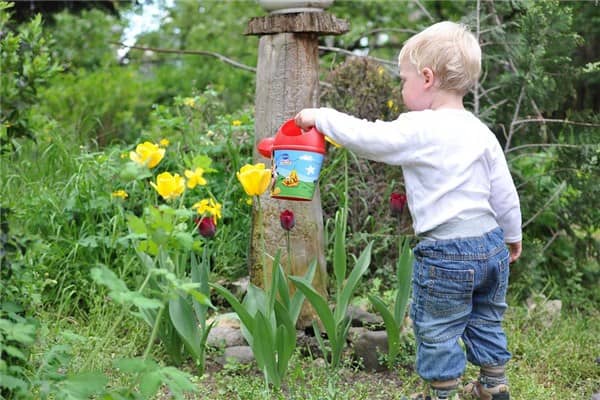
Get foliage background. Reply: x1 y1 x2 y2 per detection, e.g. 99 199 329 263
1 0 598 398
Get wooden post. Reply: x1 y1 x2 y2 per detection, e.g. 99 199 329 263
246 11 348 328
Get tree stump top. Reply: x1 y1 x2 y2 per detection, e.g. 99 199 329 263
245 11 349 36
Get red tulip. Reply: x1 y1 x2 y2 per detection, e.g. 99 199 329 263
390 192 407 217
195 216 216 238
280 209 295 231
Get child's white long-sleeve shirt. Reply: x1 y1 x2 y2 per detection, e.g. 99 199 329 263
315 107 522 243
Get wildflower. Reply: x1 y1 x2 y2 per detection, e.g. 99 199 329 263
130 141 165 169
192 198 222 221
151 172 185 201
236 163 271 196
387 99 394 109
159 138 170 147
185 167 207 189
120 152 129 159
390 192 407 217
111 189 128 199
183 97 196 107
195 216 216 238
378 66 385 76
280 209 295 231
232 120 242 127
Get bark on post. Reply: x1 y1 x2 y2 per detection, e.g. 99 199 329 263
247 11 348 328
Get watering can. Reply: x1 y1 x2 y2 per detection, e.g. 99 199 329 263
257 119 326 201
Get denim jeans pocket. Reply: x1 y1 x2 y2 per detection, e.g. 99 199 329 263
424 264 474 318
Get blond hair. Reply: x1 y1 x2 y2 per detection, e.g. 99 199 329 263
398 21 481 95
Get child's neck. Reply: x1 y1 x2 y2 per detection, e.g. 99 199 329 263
430 90 465 110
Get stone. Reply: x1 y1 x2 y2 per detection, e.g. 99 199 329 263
348 327 389 372
206 326 247 348
526 294 562 328
207 312 241 329
347 304 383 327
217 346 255 366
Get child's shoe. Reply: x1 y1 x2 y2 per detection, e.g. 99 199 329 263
463 381 510 400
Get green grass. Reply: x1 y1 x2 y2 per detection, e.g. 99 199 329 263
31 300 598 399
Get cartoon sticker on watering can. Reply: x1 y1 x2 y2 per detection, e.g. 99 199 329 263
257 119 326 201
272 150 324 200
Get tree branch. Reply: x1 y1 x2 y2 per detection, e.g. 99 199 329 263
113 41 257 73
511 118 600 128
522 181 566 229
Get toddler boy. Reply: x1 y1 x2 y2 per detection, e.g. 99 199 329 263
295 21 521 400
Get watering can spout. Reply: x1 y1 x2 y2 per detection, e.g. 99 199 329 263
257 137 275 158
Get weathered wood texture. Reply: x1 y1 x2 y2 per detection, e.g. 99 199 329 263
246 11 349 35
250 32 325 329
249 12 347 328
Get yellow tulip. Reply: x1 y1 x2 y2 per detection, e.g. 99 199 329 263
150 172 185 201
192 198 222 221
236 163 271 196
185 167 207 189
129 141 165 169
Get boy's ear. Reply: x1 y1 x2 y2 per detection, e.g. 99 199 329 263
421 67 435 89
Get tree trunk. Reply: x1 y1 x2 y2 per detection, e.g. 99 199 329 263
251 32 327 328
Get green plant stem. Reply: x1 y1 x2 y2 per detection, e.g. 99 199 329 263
143 304 165 360
285 230 292 276
256 195 267 289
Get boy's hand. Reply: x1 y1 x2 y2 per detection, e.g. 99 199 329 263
507 241 522 263
294 109 318 130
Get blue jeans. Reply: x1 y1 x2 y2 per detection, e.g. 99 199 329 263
410 227 511 382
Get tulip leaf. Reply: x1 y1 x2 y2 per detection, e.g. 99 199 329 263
169 295 201 359
289 260 317 324
288 277 336 347
394 237 413 325
369 294 400 366
336 241 373 322
209 283 254 341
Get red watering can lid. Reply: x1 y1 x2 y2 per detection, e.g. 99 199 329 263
256 119 327 158
272 119 326 154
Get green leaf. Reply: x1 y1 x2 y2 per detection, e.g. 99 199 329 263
4 345 26 360
169 295 201 359
210 283 255 340
126 213 147 235
394 237 413 325
288 277 336 347
289 260 317 324
333 209 347 291
369 294 400 366
274 301 296 377
114 357 157 373
140 370 163 398
336 241 373 322
253 311 279 388
276 264 291 311
60 372 108 397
